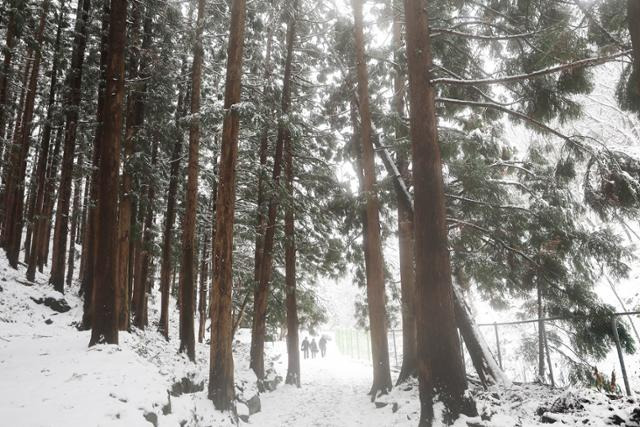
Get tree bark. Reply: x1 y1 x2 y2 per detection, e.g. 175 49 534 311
134 138 158 329
179 0 205 362
81 0 108 331
2 0 50 268
65 149 83 287
537 283 545 382
26 2 65 282
209 0 246 410
89 0 127 347
198 218 210 344
250 0 297 380
403 0 476 422
49 0 91 293
253 16 276 286
117 0 143 331
392 0 417 386
284 8 300 384
0 0 26 178
351 0 392 398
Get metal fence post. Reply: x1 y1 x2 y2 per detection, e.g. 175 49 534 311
392 329 398 367
612 316 631 396
493 322 503 370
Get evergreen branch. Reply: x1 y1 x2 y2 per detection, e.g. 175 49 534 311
436 97 577 146
432 50 632 86
446 194 531 212
431 28 539 41
572 0 626 49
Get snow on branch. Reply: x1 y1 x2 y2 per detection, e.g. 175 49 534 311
431 50 632 86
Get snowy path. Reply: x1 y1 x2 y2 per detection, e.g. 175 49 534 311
249 344 415 426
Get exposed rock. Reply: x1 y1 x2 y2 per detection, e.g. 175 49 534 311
143 412 158 427
541 413 557 423
170 375 204 397
162 392 172 415
30 296 71 313
609 414 625 425
374 401 388 409
45 319 53 325
247 395 261 415
550 392 584 413
392 402 399 413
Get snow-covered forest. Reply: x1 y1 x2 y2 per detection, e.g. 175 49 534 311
1 0 640 425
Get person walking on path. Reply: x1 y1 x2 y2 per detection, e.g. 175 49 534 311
319 336 327 358
301 337 310 359
310 338 319 359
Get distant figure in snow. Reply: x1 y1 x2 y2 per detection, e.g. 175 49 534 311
319 336 327 358
310 338 319 359
301 337 310 359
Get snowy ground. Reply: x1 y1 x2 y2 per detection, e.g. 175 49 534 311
3 250 640 426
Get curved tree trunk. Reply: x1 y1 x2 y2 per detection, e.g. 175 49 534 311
351 0 392 398
403 0 476 422
209 0 246 410
89 0 127 347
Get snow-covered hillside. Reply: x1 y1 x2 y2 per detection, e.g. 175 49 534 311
4 250 640 426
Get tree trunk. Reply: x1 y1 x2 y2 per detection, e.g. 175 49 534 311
537 283 545 382
179 0 205 363
65 149 83 287
0 0 26 178
392 0 417 386
209 0 246 410
198 219 210 344
403 0 476 422
89 0 127 347
250 0 298 380
284 16 300 385
117 0 143 331
81 0 108 331
26 2 65 281
253 17 276 285
39 120 64 270
2 0 50 268
351 0 392 398
49 0 91 293
135 139 157 329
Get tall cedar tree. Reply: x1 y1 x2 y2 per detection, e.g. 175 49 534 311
50 0 92 293
209 0 246 410
629 0 640 97
283 0 300 388
131 5 153 329
158 57 189 338
2 0 49 268
26 1 66 282
392 0 416 385
81 0 108 330
89 0 127 346
403 0 476 422
179 0 205 362
118 0 143 330
253 15 275 285
0 0 26 175
250 0 297 380
351 0 392 397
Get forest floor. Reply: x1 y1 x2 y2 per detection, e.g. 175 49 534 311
3 251 640 426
